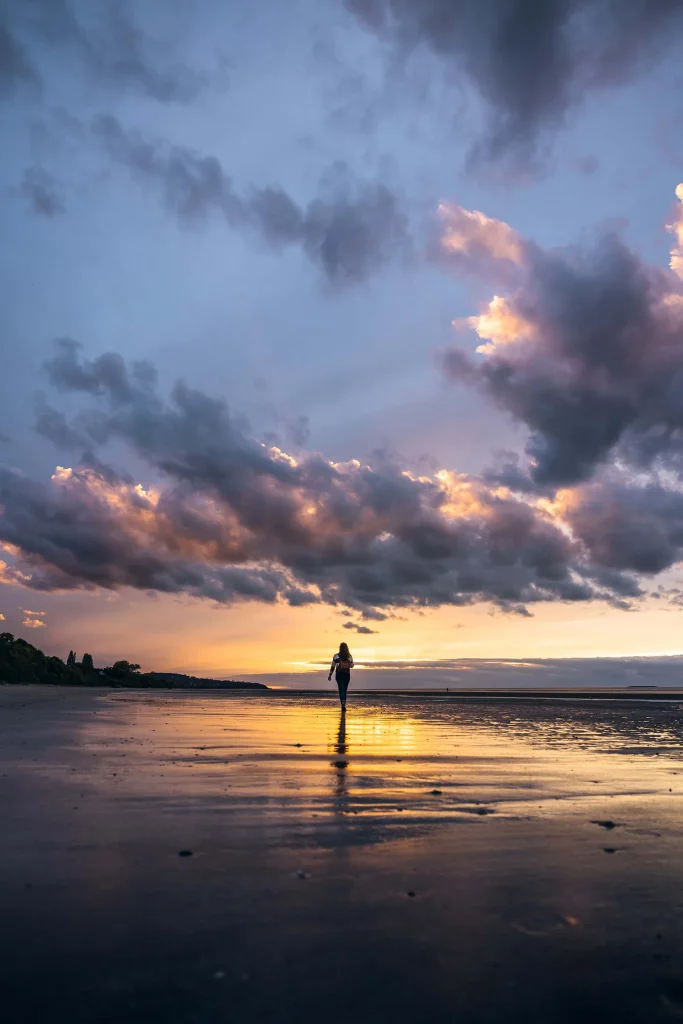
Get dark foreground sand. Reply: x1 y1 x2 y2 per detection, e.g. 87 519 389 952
2 685 683 1023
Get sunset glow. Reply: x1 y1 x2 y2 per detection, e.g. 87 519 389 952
2 2 683 685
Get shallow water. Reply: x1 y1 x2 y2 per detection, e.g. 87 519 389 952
78 690 683 844
3 687 683 1023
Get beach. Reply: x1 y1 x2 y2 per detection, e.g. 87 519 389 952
2 685 683 1023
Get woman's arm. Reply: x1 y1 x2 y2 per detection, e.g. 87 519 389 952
327 659 336 681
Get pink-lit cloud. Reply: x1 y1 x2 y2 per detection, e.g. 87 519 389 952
454 294 536 355
4 187 683 618
0 339 646 618
442 186 683 487
438 203 525 273
667 183 683 279
22 615 45 629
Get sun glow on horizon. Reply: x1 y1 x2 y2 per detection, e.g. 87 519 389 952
2 582 682 679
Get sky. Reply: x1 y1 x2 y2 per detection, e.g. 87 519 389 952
2 0 683 684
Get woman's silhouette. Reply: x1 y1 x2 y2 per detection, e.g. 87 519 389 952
328 642 354 710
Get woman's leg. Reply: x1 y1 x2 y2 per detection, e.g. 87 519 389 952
336 672 349 707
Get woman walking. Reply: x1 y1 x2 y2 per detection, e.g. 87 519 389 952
328 642 354 710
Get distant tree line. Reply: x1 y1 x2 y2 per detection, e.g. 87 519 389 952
0 633 149 686
0 633 266 689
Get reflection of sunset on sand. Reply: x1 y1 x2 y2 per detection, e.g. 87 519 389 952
68 690 683 837
4 687 683 1021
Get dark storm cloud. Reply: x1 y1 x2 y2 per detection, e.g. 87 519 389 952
93 115 410 285
442 220 683 487
42 338 142 402
14 167 65 217
432 192 683 587
564 479 683 577
0 464 316 606
0 340 647 613
34 398 85 449
480 453 540 495
346 0 683 165
2 0 208 103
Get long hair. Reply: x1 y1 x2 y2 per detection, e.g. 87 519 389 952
339 641 351 662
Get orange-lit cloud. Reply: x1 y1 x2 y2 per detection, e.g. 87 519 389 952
1 423 637 622
0 558 30 586
456 294 535 354
443 184 683 492
438 203 524 265
22 606 47 629
667 183 683 279
6 186 683 625
22 616 45 628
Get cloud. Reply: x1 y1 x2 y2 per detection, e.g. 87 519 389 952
455 295 535 356
438 203 525 269
93 115 410 285
13 167 65 217
441 188 683 487
22 615 45 628
9 177 683 617
557 478 683 576
0 463 317 607
571 155 600 177
1 0 210 103
0 613 5 620
346 0 683 167
0 339 653 615
343 621 378 634
0 20 38 97
92 114 243 224
667 183 683 279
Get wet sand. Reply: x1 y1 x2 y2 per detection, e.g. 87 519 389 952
2 685 683 1023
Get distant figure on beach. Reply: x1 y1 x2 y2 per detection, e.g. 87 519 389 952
328 642 354 710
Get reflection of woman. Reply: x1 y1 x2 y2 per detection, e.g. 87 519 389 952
328 642 354 710
331 708 349 814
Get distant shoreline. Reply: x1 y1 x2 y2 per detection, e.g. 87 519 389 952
0 633 269 689
4 682 683 701
253 686 683 701
0 679 268 691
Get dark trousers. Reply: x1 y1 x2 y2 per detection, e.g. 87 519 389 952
336 669 350 704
